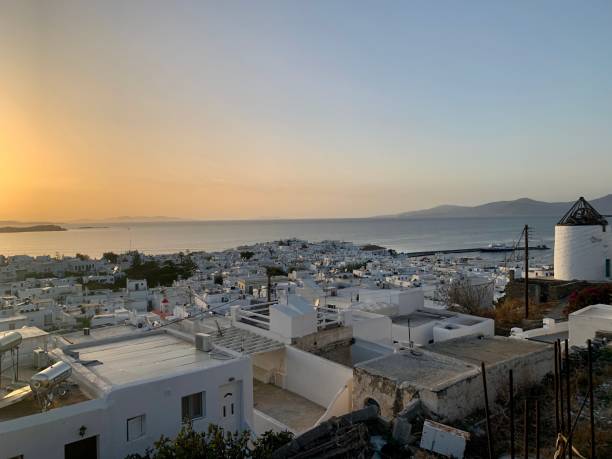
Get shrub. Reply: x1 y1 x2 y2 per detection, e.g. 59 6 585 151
126 423 293 459
565 284 612 316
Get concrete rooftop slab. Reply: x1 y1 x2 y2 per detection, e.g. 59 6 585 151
391 309 454 326
355 350 475 391
253 380 325 433
60 324 142 345
73 332 231 386
424 335 550 366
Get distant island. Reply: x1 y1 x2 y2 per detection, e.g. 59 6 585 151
380 194 612 219
76 215 184 223
0 225 67 234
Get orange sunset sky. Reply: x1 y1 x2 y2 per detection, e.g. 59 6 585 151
2 1 612 222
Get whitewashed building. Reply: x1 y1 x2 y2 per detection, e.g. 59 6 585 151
0 327 253 459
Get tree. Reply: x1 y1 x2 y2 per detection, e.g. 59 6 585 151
437 278 493 314
214 273 224 285
76 253 90 261
125 423 292 459
130 251 143 268
124 256 197 287
251 430 294 459
265 266 287 302
240 251 255 261
102 252 119 264
343 262 366 273
265 266 286 278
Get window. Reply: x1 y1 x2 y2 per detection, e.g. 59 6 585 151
181 392 205 422
127 415 146 441
606 259 611 278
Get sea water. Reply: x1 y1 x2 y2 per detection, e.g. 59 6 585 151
0 216 557 260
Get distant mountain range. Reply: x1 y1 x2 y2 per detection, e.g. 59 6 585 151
382 195 612 219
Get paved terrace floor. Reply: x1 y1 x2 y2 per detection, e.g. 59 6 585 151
253 380 325 433
0 369 90 422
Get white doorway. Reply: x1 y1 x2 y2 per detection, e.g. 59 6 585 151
219 381 241 432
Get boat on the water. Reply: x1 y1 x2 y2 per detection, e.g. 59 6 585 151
481 243 514 252
480 242 549 253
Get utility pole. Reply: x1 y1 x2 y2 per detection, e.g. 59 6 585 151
524 224 529 319
588 339 596 459
509 370 515 459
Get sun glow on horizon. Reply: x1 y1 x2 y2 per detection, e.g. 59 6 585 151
2 1 612 222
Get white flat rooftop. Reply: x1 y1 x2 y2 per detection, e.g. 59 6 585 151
570 304 612 319
73 332 232 386
0 326 48 340
60 324 142 345
0 315 27 323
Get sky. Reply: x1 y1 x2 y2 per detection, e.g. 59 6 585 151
2 1 612 221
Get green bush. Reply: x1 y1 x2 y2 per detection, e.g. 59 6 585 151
125 423 293 459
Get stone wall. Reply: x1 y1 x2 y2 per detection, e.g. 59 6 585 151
429 346 554 421
292 325 352 354
352 344 555 422
504 279 602 303
352 368 417 420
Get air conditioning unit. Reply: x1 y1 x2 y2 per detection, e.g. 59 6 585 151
195 333 213 352
33 347 49 370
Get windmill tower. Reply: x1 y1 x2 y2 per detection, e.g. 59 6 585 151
554 197 611 281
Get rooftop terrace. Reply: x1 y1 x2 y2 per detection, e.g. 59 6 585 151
253 380 325 433
69 331 234 386
0 364 92 422
355 350 475 390
391 309 454 326
424 335 550 366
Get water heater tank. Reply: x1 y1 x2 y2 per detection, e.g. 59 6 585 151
30 361 72 391
0 331 22 353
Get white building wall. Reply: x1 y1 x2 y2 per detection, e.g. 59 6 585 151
554 225 611 281
283 346 352 410
0 399 110 459
253 409 292 434
0 357 253 459
352 311 392 343
432 317 494 342
569 304 612 347
510 318 569 341
392 321 433 345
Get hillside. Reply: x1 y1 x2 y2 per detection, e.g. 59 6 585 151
386 195 612 219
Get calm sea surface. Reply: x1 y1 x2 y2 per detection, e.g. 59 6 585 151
0 217 558 261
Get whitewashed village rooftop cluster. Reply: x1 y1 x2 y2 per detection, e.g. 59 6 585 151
0 197 611 458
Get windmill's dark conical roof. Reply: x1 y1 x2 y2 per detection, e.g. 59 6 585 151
557 197 608 226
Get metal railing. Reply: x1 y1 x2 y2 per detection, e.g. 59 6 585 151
317 306 340 329
238 309 270 330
